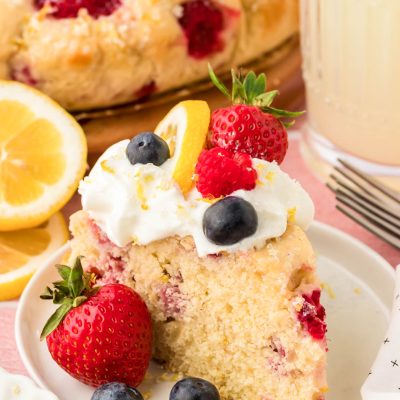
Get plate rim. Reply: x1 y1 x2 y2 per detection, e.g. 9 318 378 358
15 221 395 392
310 221 395 278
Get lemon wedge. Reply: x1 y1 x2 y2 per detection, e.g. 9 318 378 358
0 81 87 231
155 100 210 194
0 212 68 300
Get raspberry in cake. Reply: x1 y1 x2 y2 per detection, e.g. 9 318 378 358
178 0 225 59
34 0 122 19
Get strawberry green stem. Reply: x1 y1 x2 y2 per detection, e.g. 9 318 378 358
208 64 305 123
40 257 98 340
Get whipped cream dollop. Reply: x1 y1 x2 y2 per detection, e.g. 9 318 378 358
79 140 314 257
0 368 59 400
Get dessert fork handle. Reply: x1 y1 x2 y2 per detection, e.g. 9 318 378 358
361 266 400 400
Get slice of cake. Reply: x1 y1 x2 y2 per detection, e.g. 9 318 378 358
67 71 327 400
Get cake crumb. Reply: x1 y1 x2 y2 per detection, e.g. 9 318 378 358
12 385 21 396
353 287 362 295
157 371 183 383
143 391 153 400
321 282 336 299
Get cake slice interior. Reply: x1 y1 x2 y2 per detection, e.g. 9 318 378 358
68 210 327 400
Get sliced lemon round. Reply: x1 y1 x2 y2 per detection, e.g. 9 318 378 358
0 212 68 300
155 100 210 194
0 80 87 231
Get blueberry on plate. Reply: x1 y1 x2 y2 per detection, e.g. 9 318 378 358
170 377 220 400
126 132 170 166
91 382 144 400
203 196 258 245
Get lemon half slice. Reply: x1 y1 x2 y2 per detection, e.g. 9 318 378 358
0 81 87 231
155 100 210 194
0 212 68 300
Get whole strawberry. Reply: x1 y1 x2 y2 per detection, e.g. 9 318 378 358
208 65 304 164
40 258 152 388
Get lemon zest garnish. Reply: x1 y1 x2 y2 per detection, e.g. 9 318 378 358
100 160 115 174
287 207 297 224
136 182 148 211
265 171 275 182
144 174 154 183
196 196 223 204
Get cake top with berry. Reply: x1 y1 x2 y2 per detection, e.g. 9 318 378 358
79 69 314 257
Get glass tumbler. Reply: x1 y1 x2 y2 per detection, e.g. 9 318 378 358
300 0 400 183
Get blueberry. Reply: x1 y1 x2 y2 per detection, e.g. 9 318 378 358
203 196 258 245
170 377 220 400
91 382 144 400
126 132 170 166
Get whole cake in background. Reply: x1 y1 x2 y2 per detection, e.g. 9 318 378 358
1 0 298 110
60 69 328 400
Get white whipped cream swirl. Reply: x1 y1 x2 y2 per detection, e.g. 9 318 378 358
79 140 314 257
0 368 59 400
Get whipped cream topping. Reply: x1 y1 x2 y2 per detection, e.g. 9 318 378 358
0 368 59 400
79 140 314 257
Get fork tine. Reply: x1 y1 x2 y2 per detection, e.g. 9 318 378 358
336 189 400 229
329 175 400 221
336 204 400 249
336 194 400 237
338 159 400 204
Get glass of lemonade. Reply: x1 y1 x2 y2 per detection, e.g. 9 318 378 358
300 0 400 183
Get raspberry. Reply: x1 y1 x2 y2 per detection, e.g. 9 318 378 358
178 0 224 59
135 81 157 100
195 147 257 198
34 0 122 19
297 290 327 341
210 105 289 164
11 65 38 86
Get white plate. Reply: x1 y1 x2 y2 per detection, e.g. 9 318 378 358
15 221 395 400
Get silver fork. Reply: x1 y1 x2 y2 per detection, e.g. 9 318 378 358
327 159 400 249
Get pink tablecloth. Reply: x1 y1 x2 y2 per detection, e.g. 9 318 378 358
1 134 399 377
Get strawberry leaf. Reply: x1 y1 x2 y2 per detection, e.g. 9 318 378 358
56 264 71 280
283 120 296 129
208 64 230 99
40 286 53 300
231 69 247 103
254 91 279 107
53 281 70 296
243 71 257 102
73 296 88 308
69 257 84 298
40 257 99 339
253 74 266 97
40 301 73 340
261 105 305 118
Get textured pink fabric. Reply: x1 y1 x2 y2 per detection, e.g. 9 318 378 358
0 304 26 374
0 135 398 377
